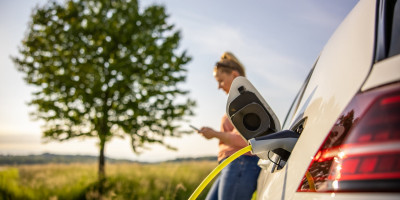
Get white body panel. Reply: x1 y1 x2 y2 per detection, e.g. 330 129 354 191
362 55 400 91
255 1 398 199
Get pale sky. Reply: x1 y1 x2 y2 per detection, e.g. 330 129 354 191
0 0 358 162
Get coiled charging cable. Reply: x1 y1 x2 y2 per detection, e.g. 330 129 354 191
188 145 252 200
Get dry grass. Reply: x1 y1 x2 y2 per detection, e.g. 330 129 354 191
0 161 217 200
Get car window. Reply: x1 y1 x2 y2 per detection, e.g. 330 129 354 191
376 0 400 60
388 0 400 57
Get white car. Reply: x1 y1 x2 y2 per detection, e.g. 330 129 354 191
226 0 400 199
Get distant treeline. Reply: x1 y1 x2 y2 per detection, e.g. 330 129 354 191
166 156 217 163
0 153 134 165
0 153 217 165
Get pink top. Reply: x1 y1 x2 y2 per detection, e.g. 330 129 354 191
217 114 253 162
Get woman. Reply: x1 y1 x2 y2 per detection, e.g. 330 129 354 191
198 52 261 200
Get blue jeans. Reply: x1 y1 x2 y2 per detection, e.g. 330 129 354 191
205 155 261 200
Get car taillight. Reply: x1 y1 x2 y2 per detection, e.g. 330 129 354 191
297 82 400 193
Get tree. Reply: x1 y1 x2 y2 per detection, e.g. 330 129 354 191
12 0 195 189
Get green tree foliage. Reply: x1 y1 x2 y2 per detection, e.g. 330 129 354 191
12 0 195 185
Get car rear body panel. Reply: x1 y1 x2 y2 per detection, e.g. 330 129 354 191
257 1 381 199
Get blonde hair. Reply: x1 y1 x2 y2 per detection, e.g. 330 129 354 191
214 51 246 76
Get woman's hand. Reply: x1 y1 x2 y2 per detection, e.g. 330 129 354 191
198 127 217 139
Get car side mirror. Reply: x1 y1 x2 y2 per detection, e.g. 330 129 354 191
226 76 281 141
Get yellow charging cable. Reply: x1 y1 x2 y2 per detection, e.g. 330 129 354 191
188 145 252 200
305 170 316 191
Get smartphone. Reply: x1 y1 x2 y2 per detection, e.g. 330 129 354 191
189 124 200 132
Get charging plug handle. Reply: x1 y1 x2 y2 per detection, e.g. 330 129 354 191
249 130 299 158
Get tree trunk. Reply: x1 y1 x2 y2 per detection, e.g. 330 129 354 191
98 139 106 197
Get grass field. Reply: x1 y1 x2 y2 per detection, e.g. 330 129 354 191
0 161 218 200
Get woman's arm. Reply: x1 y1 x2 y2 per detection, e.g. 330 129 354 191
198 127 247 147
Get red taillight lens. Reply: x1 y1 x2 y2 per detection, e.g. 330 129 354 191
297 82 400 193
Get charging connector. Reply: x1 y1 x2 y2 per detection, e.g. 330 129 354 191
249 130 299 160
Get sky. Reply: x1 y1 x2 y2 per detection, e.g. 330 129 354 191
0 0 359 162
